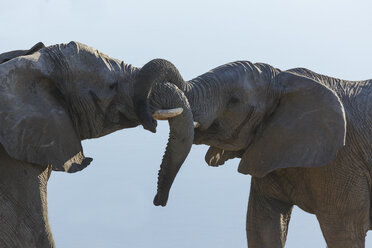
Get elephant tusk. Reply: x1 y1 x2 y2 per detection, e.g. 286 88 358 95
193 121 200 128
152 107 184 120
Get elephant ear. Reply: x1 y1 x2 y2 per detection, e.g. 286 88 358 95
0 42 45 64
238 71 346 177
0 60 91 173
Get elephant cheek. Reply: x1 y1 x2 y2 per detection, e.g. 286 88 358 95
103 105 138 134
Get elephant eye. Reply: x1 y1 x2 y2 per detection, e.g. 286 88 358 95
109 82 118 90
228 96 240 106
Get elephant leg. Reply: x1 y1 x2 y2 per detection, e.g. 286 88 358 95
316 213 369 248
0 146 55 248
370 205 372 230
315 172 370 248
246 178 293 248
316 199 370 248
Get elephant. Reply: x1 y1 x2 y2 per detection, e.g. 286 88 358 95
134 59 372 248
0 42 194 247
0 42 45 64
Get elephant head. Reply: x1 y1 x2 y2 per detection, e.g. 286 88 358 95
0 42 193 205
134 60 346 183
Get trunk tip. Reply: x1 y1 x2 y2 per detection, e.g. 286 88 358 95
153 193 168 207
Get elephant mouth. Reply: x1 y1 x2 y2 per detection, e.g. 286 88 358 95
103 111 138 134
117 111 139 128
193 124 247 150
193 121 221 144
193 130 205 144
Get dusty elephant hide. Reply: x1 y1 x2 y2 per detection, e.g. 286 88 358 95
134 59 372 248
0 42 194 247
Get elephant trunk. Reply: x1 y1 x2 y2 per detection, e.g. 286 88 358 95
133 59 194 206
133 59 187 133
149 83 194 206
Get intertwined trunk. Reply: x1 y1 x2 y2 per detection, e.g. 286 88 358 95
184 72 228 130
149 83 194 206
133 59 194 206
133 60 278 205
184 61 277 130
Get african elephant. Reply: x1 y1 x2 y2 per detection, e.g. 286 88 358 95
0 42 193 247
0 42 45 64
135 60 372 248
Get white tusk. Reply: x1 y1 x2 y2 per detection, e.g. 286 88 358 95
193 121 200 128
152 108 184 120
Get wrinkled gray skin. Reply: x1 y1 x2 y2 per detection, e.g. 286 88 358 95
0 42 193 248
135 61 372 248
0 42 45 64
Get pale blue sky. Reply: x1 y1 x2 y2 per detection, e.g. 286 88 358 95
1 0 372 247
